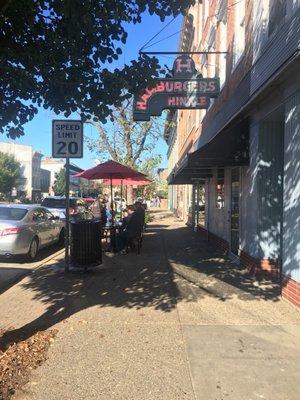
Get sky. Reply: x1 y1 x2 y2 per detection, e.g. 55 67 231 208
2 12 183 170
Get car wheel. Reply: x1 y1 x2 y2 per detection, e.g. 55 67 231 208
26 237 39 262
58 229 65 246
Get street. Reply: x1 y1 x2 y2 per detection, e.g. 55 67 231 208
0 213 299 400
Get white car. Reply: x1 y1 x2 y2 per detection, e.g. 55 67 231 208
41 196 92 220
0 204 65 261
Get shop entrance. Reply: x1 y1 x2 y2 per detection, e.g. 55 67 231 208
230 168 240 256
193 184 205 228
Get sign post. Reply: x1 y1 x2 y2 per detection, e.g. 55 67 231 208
65 158 70 272
52 120 83 273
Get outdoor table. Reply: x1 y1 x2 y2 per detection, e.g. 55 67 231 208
101 224 121 252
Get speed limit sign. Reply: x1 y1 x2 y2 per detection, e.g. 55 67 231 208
52 120 83 158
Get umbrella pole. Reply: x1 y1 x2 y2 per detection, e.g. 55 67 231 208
110 175 116 252
121 180 123 212
110 175 114 224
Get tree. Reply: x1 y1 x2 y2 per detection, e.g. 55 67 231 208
1 0 194 138
53 168 66 195
0 152 21 196
86 101 163 175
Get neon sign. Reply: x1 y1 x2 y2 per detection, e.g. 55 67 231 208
133 55 220 121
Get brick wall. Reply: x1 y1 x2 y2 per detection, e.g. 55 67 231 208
203 0 253 131
282 276 300 308
240 250 280 278
196 225 299 308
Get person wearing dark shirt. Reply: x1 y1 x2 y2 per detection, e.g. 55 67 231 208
120 207 132 231
134 201 145 231
100 202 108 226
117 205 143 253
116 205 134 252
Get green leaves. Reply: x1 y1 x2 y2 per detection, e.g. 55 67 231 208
0 0 195 138
0 152 21 195
53 168 66 195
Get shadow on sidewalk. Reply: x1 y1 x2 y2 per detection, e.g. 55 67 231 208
0 223 179 350
0 221 281 350
164 224 281 302
0 244 64 295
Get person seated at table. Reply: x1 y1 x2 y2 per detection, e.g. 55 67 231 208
101 202 108 226
134 201 146 231
120 208 130 229
90 197 107 225
116 205 141 253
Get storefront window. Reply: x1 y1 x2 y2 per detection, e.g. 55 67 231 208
194 184 205 226
216 168 225 209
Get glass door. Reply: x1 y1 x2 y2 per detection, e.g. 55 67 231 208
193 184 205 227
230 168 240 255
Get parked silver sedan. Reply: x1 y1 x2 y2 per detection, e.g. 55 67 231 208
0 204 65 261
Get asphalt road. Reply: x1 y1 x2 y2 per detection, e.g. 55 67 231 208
0 244 64 294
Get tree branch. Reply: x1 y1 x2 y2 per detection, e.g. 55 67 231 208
133 122 153 163
87 120 119 161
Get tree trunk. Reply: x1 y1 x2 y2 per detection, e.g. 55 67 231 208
127 186 134 204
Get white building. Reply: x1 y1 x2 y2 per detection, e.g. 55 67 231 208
0 142 42 201
41 157 83 195
41 158 64 193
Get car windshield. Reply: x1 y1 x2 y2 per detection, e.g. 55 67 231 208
41 198 76 208
0 207 28 221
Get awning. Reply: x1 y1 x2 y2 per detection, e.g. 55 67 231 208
168 157 213 185
190 118 249 167
168 118 249 185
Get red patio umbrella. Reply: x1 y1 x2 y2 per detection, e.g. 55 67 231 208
103 176 152 205
75 160 147 181
102 177 152 186
75 160 148 219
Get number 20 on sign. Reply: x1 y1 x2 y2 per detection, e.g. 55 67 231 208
52 120 83 159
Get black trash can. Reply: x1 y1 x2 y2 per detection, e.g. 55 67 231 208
70 219 102 268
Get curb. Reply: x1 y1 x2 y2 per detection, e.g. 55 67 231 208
32 248 65 272
0 248 65 295
171 263 229 301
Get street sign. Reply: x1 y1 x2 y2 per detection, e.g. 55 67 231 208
52 119 83 273
52 120 83 159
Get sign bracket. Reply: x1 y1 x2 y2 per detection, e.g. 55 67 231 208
139 51 228 55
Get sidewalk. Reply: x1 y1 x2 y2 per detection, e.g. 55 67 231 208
0 247 64 295
0 213 299 400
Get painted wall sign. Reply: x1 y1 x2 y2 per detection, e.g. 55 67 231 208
133 55 220 121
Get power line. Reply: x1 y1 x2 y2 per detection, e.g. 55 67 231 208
139 15 178 52
140 0 244 56
142 28 184 50
140 51 227 55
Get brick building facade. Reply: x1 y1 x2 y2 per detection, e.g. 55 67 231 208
166 0 300 308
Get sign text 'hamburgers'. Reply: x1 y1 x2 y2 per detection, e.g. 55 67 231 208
133 55 220 121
